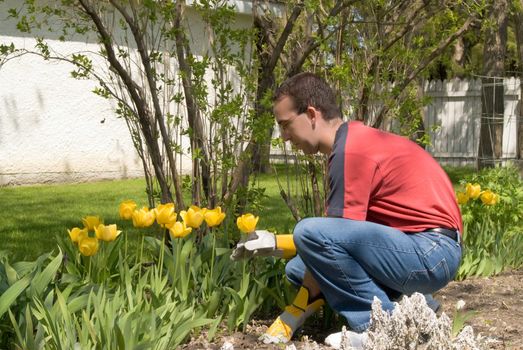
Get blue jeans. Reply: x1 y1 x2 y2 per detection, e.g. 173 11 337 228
287 217 462 332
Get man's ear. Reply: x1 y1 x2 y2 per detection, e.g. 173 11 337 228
306 106 319 128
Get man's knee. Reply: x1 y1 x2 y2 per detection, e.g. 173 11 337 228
293 218 320 252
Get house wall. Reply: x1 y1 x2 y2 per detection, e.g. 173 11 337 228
0 0 254 186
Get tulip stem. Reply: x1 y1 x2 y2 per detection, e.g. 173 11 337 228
173 238 182 290
88 257 92 282
138 233 145 279
158 236 165 273
210 230 216 285
124 232 128 261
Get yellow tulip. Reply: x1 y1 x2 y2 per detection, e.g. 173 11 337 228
68 227 88 244
237 213 259 233
132 207 156 228
82 216 102 231
180 206 205 228
94 224 122 242
169 221 192 238
204 206 226 227
78 237 99 256
466 183 481 200
480 190 498 205
119 200 137 220
456 192 469 205
154 203 177 227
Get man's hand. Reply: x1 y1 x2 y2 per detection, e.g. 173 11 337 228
230 230 278 261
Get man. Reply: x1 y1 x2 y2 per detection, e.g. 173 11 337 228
231 72 462 349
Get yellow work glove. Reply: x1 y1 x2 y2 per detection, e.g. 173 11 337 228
230 231 296 260
259 286 324 344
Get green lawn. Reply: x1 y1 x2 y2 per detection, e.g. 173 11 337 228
1 166 475 261
1 179 150 260
1 175 297 261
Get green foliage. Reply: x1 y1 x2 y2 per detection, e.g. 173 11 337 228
302 0 485 128
452 309 477 337
0 177 298 347
0 217 291 348
456 164 523 279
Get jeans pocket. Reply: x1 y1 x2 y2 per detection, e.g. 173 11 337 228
412 232 440 257
402 257 451 294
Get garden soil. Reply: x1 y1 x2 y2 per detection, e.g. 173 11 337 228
182 269 523 349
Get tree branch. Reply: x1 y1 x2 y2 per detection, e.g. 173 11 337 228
372 15 478 128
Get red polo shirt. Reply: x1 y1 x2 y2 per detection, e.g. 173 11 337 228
326 121 463 233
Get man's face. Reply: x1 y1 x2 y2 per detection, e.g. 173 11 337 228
273 96 317 154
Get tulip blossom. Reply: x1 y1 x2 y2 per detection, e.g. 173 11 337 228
168 221 192 238
68 227 88 244
82 216 102 231
94 224 122 242
78 237 99 256
456 192 469 205
466 183 481 200
119 200 137 220
180 206 205 228
480 190 498 205
204 206 226 227
154 203 177 227
237 213 259 233
132 207 156 228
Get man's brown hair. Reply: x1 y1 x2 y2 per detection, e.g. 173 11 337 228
273 72 341 121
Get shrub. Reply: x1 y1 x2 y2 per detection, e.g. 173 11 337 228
455 164 523 279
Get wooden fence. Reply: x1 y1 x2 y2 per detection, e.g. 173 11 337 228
424 77 520 166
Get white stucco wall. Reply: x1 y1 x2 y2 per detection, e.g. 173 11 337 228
0 35 146 186
0 0 255 186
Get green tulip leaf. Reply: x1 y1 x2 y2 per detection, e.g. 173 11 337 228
29 250 63 298
0 274 31 318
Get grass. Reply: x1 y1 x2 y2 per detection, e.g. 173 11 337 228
1 166 476 261
0 179 152 260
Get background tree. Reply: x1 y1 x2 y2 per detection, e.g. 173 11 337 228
8 0 260 215
264 0 482 219
513 0 523 163
478 0 509 169
6 0 489 221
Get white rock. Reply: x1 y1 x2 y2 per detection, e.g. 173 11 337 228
456 299 466 310
220 341 234 350
362 293 487 350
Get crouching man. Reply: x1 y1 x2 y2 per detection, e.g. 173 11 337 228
231 72 462 349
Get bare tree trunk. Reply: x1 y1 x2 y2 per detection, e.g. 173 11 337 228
78 0 174 204
110 0 185 209
173 0 211 205
452 37 466 72
250 1 305 175
513 0 523 164
478 0 508 169
251 11 277 174
224 0 361 206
